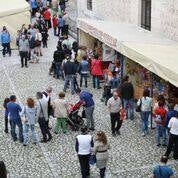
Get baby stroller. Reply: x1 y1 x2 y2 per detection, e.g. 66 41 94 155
68 101 85 131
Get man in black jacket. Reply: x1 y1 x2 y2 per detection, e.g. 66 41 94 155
63 56 76 94
120 75 134 120
53 46 65 79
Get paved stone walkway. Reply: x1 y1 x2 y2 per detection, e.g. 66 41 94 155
0 30 178 178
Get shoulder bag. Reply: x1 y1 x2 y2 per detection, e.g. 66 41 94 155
136 98 142 112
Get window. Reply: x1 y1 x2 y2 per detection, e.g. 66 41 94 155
87 0 92 11
141 0 151 31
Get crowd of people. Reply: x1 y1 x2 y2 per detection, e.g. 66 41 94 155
1 0 178 178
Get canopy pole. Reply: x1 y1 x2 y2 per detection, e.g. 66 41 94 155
150 73 154 129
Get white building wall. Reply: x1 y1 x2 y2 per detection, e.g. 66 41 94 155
151 0 178 41
77 0 178 41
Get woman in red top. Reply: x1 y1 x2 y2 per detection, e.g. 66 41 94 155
43 8 51 29
91 54 102 89
52 14 58 36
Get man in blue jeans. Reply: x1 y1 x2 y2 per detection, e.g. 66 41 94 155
7 95 23 142
76 88 95 131
63 56 76 94
1 26 11 57
120 75 134 120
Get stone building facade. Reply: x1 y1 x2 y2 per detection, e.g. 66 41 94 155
77 0 178 41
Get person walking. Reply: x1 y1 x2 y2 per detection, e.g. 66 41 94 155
63 56 76 95
42 87 53 128
35 29 42 56
107 91 122 136
137 89 152 136
154 100 167 147
52 14 58 36
19 35 30 68
0 161 7 178
59 0 68 12
41 25 49 48
22 98 38 146
58 15 64 37
1 26 11 57
29 0 38 17
62 12 69 36
3 98 10 133
27 32 39 63
153 156 174 178
43 7 52 29
120 75 134 120
91 54 102 89
7 95 23 142
164 111 178 160
93 131 110 178
76 88 95 131
53 45 65 79
79 55 89 88
52 92 69 134
36 92 52 143
165 103 177 133
75 126 93 178
62 35 71 50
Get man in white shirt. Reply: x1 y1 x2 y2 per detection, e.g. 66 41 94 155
36 92 52 143
165 112 178 160
107 91 122 136
42 87 53 129
75 126 93 178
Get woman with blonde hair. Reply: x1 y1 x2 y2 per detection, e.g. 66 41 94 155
93 131 110 178
22 98 38 146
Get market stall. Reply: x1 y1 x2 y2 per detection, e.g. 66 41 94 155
77 18 178 88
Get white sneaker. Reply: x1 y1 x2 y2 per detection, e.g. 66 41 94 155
141 133 145 137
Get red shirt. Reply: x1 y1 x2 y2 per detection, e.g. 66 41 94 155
91 59 103 76
154 106 167 126
43 10 51 20
52 17 58 27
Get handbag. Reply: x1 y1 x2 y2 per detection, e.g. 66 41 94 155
120 107 126 121
35 40 41 47
89 154 96 165
21 106 28 123
136 98 142 112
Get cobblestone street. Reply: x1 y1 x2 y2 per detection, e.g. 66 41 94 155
0 30 178 178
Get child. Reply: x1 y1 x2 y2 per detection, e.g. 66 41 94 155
3 98 10 133
154 100 167 147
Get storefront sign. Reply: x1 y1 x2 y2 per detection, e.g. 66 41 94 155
77 19 117 49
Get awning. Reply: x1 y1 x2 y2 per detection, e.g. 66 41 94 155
0 0 30 47
77 18 178 87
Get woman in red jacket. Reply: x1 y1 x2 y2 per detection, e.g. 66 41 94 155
91 54 102 89
52 14 58 36
43 8 51 29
